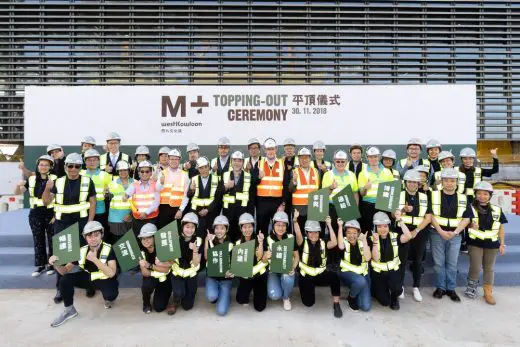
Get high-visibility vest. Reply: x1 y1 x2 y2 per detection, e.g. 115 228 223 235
292 167 319 206
431 191 467 228
211 157 232 175
391 168 400 180
469 205 502 242
54 175 91 220
298 238 326 277
360 166 394 200
399 158 430 171
130 180 159 219
398 191 428 226
99 153 130 171
286 156 299 169
435 169 466 193
257 158 284 198
310 160 332 171
463 167 482 197
28 174 57 208
322 169 358 201
108 178 132 211
171 237 203 278
244 156 261 170
371 232 400 273
267 234 294 270
141 250 170 282
80 170 112 202
159 168 187 206
222 171 251 209
340 240 368 275
191 174 220 209
79 242 112 281
235 239 267 277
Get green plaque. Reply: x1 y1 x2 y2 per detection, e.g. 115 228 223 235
307 188 329 221
206 242 231 277
375 180 402 213
230 240 255 278
269 237 294 274
52 223 81 266
155 220 182 262
113 230 142 272
332 184 361 221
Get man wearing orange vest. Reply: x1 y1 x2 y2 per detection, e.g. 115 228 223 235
288 147 320 233
156 149 190 229
255 138 290 236
123 160 160 236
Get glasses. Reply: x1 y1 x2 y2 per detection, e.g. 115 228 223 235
140 170 151 174
335 160 346 164
67 164 81 169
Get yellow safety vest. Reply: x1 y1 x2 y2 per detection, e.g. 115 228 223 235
99 153 130 171
54 175 91 220
340 240 368 275
399 158 430 171
359 166 394 200
222 171 251 208
191 174 220 209
463 167 482 197
28 174 57 208
391 168 400 180
80 170 112 202
371 232 400 273
310 160 332 171
141 250 170 282
431 191 467 228
322 169 358 201
108 178 132 210
298 238 326 277
236 239 268 277
79 242 112 281
435 169 466 194
469 205 502 242
170 237 203 278
398 191 428 226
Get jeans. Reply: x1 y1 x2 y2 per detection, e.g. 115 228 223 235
338 271 372 311
205 277 233 316
430 231 462 291
267 272 295 300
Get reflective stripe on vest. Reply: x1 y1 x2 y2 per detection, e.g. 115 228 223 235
236 239 267 277
223 171 251 208
324 170 357 201
310 160 332 171
80 170 111 201
130 181 159 219
28 174 56 208
54 175 91 220
109 179 132 210
340 239 368 275
171 237 202 278
465 167 482 197
431 191 467 228
100 153 129 171
392 169 400 180
257 159 284 198
371 232 400 273
362 166 392 199
398 191 428 226
191 175 219 209
141 250 169 282
160 168 187 206
469 205 502 241
292 167 319 206
79 242 112 281
298 238 326 277
400 158 430 170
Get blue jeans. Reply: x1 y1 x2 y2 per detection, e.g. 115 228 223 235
430 231 462 291
267 272 295 300
205 277 233 316
338 271 372 311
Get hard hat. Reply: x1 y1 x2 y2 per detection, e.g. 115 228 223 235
349 143 363 153
138 160 153 169
460 147 476 158
344 220 361 231
36 155 54 166
217 137 231 147
283 138 296 146
264 138 277 149
297 147 312 157
366 146 381 156
81 136 96 146
196 157 209 168
247 138 260 147
407 138 422 148
440 168 459 179
333 150 348 160
426 139 442 150
373 212 391 226
438 151 455 162
382 149 397 160
82 221 104 236
138 223 157 238
403 169 421 183
46 144 62 154
304 220 321 233
186 143 199 153
106 132 121 142
231 151 244 160
272 211 289 224
181 212 199 226
312 141 326 151
158 146 171 155
64 153 83 165
474 181 494 193
116 161 130 171
84 148 100 159
135 145 150 156
416 165 430 174
213 215 230 228
238 213 255 226
168 149 182 158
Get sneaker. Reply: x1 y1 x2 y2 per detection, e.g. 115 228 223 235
45 265 55 276
398 287 405 299
283 298 292 311
53 290 63 304
31 266 45 277
50 307 78 327
86 287 96 298
104 300 113 309
143 305 152 314
445 290 461 302
413 287 423 302
333 303 343 318
433 288 445 299
347 296 359 311
460 244 469 254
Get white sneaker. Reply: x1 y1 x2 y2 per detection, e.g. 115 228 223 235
104 300 113 309
283 298 292 311
399 287 405 299
413 287 423 302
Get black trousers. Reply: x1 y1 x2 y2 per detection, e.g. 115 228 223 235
371 270 403 307
28 210 54 267
60 271 119 307
408 228 429 287
256 197 283 236
398 241 410 285
158 204 181 230
54 218 88 289
172 275 198 310
236 273 268 312
299 271 341 307
359 201 377 233
132 217 157 237
142 275 172 312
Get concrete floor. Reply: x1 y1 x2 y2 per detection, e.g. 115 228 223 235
0 287 518 347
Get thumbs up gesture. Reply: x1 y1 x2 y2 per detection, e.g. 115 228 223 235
257 232 264 243
245 160 252 172
258 169 265 179
45 179 54 190
365 180 372 191
403 202 413 213
190 179 196 192
224 179 234 190
330 179 338 190
292 170 298 185
106 163 113 173
358 231 368 242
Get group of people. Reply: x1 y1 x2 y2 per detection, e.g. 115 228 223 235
15 133 506 327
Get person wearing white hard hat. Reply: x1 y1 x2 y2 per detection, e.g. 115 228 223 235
397 138 431 177
416 165 431 193
15 155 57 277
138 223 172 314
182 143 200 178
47 144 66 178
106 161 134 243
464 181 507 305
187 156 224 238
244 137 262 175
396 169 433 302
80 136 97 170
348 143 367 178
310 141 332 179
429 168 473 302
264 211 299 311
357 146 394 232
156 146 171 171
381 149 400 180
42 152 97 304
222 151 255 242
293 214 342 318
211 137 232 176
156 148 190 229
234 212 268 312
282 138 298 171
370 211 413 310
204 215 235 316
426 139 442 182
255 138 290 237
48 221 118 327
168 212 203 315
99 132 132 175
459 147 499 203
132 145 151 180
337 219 372 312
433 151 466 193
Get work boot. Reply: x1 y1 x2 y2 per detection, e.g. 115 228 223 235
167 302 178 316
333 302 343 318
50 306 78 327
53 290 63 304
433 288 445 299
86 287 96 298
445 290 461 302
464 279 478 299
483 284 496 305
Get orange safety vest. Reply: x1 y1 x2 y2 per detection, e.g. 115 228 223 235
257 158 284 198
130 180 159 219
159 168 187 207
292 167 319 206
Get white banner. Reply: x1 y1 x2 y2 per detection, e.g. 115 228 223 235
24 84 476 146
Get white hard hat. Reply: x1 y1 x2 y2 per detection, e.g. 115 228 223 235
64 153 83 165
426 139 442 150
37 155 54 166
46 144 62 154
344 220 361 231
403 169 421 183
349 143 363 153
272 211 289 224
283 138 296 146
82 221 104 236
231 151 244 160
168 149 182 158
313 141 326 151
264 138 277 149
474 181 493 193
106 132 121 142
217 137 231 147
158 146 171 155
196 157 209 168
213 215 230 228
373 212 391 226
416 165 430 174
304 220 321 233
138 160 153 169
382 149 397 160
116 161 130 171
181 212 199 226
238 213 255 226
247 138 260 147
84 148 100 159
138 223 157 238
438 151 455 162
407 138 422 148
333 150 348 160
81 136 96 145
366 146 381 156
186 143 199 153
460 147 476 158
441 168 459 179
135 145 150 156
297 147 312 157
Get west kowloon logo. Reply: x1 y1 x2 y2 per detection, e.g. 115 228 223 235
160 96 204 133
